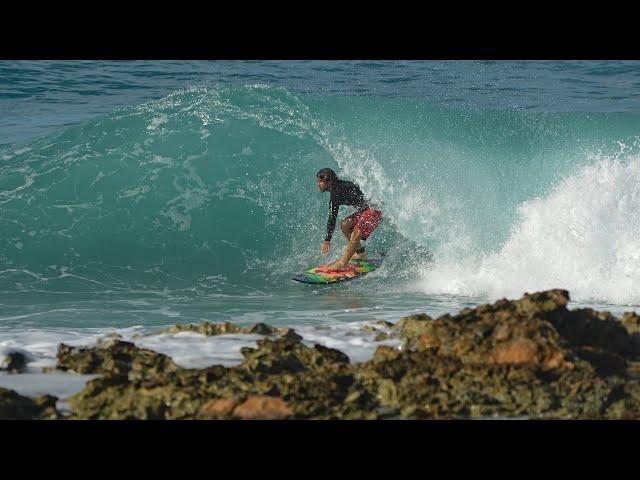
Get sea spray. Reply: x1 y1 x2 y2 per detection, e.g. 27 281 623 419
420 145 640 304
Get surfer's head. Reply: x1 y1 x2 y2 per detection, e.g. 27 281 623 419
316 168 337 192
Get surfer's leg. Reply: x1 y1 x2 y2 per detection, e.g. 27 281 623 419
340 217 354 240
341 216 363 255
325 228 362 270
339 228 362 265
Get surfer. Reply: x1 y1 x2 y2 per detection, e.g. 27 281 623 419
316 168 383 271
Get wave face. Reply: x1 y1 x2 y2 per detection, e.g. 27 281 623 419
1 84 639 302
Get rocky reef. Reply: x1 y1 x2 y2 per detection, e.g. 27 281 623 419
3 289 640 419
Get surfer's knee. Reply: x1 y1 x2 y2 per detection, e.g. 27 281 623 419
340 218 353 235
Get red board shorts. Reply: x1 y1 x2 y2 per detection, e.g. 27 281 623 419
345 208 383 240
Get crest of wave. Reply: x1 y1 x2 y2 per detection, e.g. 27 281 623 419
420 146 640 305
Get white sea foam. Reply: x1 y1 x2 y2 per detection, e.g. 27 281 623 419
419 153 640 305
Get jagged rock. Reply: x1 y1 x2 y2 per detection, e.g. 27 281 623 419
398 292 574 372
245 323 278 335
622 312 640 334
374 332 391 341
160 321 279 337
361 325 379 334
573 346 627 377
239 338 350 375
1 351 28 373
621 313 640 356
548 309 631 355
278 328 303 342
43 289 640 420
0 388 60 420
392 313 433 344
163 321 242 336
375 320 395 328
372 345 401 363
56 340 180 379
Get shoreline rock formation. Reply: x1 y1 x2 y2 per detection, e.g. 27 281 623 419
2 289 640 420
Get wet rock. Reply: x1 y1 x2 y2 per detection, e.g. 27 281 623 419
0 388 60 420
621 313 640 356
48 289 640 420
548 308 632 356
239 338 350 375
232 396 293 420
32 394 61 420
392 313 433 345
246 323 278 335
621 312 640 334
163 321 242 336
161 321 279 337
56 340 180 379
278 328 303 342
1 351 28 373
398 293 574 372
361 325 378 334
573 346 627 377
603 381 640 419
372 345 401 364
375 320 395 328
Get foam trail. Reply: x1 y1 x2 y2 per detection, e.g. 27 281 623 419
420 151 640 305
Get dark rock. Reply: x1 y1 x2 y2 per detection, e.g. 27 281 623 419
278 328 303 342
161 321 280 337
245 323 278 335
1 351 28 373
0 388 61 420
56 340 180 378
548 308 631 356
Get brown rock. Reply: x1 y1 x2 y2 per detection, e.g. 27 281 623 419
492 338 539 364
199 397 243 418
232 396 293 420
418 331 439 350
372 345 401 363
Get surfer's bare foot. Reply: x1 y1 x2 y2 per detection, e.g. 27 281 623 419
351 253 367 260
324 260 350 271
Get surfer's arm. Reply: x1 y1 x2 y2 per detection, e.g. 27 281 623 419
325 200 339 242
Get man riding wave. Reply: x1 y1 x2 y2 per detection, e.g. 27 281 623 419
315 168 383 271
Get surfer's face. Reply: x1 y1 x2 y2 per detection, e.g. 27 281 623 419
316 177 330 192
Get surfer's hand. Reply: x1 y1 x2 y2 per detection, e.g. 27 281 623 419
321 241 330 255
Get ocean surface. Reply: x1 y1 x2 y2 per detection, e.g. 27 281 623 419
1 60 640 399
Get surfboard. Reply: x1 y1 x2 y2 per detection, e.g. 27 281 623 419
292 257 383 284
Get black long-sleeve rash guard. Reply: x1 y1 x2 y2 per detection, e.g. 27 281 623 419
324 179 370 241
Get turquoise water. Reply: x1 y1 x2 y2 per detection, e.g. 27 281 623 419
1 60 640 344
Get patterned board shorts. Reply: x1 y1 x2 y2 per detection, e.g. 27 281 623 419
345 208 383 240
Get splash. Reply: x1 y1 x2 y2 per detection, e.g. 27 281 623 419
420 144 640 305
